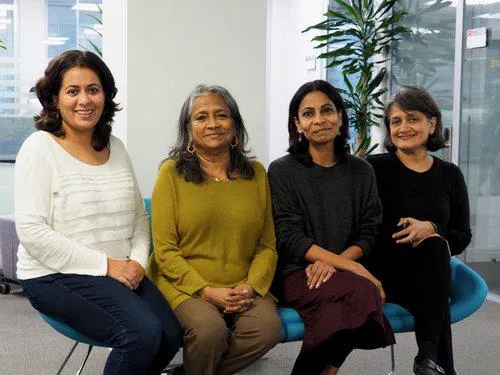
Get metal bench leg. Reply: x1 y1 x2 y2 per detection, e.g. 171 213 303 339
76 345 93 375
388 344 395 375
56 341 79 375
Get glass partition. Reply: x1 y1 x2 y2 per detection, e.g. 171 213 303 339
459 0 500 295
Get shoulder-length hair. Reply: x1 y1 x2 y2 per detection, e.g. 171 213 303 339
166 84 255 183
34 50 120 151
383 86 446 152
287 80 350 165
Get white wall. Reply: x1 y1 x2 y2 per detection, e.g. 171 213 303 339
267 0 327 163
102 0 127 144
126 0 268 198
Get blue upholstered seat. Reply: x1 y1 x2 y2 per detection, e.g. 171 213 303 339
39 313 106 348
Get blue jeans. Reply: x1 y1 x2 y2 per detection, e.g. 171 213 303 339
20 274 181 375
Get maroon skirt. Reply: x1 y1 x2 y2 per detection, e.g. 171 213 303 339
283 269 395 351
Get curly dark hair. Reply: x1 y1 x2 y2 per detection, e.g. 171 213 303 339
287 80 350 165
383 86 447 152
166 84 255 183
34 50 120 151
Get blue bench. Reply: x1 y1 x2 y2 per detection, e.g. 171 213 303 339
38 198 488 375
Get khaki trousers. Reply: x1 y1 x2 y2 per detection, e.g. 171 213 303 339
174 295 281 375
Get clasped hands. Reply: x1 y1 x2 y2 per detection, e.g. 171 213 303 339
107 258 145 290
392 217 439 247
198 283 255 314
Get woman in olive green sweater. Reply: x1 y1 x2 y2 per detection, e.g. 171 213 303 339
148 84 280 375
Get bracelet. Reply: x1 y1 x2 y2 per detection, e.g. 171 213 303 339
429 221 438 233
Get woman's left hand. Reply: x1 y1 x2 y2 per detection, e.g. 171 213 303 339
126 260 145 288
392 217 437 247
305 261 336 290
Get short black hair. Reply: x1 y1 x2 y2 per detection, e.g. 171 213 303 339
34 50 120 151
384 86 446 152
287 80 350 165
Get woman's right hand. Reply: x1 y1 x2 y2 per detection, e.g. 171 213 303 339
106 258 143 290
351 265 386 303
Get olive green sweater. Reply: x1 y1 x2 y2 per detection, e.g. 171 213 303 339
147 159 277 310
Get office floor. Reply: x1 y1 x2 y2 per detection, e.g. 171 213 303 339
1 284 499 375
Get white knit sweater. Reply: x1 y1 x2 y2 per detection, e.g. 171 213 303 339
14 131 150 280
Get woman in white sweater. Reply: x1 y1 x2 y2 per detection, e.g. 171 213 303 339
15 50 181 375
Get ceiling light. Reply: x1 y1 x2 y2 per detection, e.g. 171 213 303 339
71 3 100 12
43 37 69 46
0 4 15 11
425 0 500 6
475 12 500 19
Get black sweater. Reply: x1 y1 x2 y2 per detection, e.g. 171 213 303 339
367 153 472 263
268 154 382 280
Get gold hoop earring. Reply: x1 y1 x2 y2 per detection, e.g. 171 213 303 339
187 140 196 155
230 136 239 149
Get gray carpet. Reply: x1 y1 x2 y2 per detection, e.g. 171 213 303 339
1 284 499 374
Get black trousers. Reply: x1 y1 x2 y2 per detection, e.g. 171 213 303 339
376 236 454 374
291 320 384 374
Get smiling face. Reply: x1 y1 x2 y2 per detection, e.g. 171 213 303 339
294 91 342 146
190 93 234 154
388 104 436 153
56 67 105 135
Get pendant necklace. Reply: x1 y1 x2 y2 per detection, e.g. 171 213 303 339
205 172 227 183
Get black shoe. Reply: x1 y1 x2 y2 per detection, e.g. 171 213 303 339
413 358 446 375
161 364 185 375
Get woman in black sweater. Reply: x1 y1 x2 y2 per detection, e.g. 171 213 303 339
268 80 394 375
367 86 472 375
